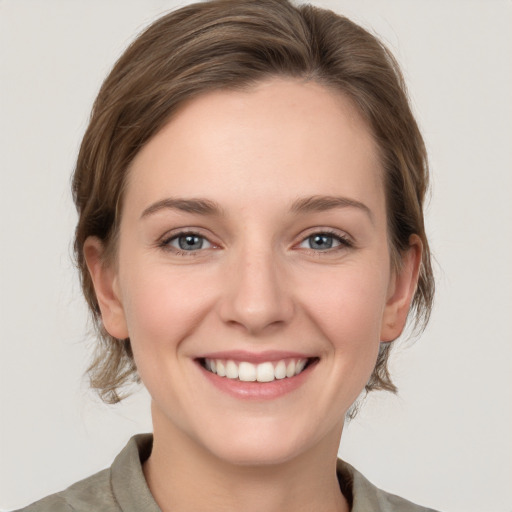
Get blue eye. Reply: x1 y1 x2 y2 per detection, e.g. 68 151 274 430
168 233 212 251
299 233 349 251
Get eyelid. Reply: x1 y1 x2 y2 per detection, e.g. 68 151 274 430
158 228 219 254
169 234 213 250
156 227 353 255
295 228 354 251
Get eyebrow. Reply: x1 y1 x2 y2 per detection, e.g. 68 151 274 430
141 198 222 218
291 195 374 224
140 194 373 223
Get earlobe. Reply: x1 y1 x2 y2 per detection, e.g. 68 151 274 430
380 235 422 342
83 237 129 340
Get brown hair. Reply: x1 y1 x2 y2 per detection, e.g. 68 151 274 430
73 0 434 404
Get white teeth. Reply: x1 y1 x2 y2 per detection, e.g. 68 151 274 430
256 362 274 383
295 359 307 375
274 360 287 380
203 357 310 382
216 360 226 377
226 360 238 379
239 362 257 382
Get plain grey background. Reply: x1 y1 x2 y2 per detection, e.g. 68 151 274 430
1 1 511 511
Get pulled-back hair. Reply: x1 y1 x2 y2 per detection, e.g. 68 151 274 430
73 0 434 404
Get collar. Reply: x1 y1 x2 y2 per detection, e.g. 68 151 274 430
110 434 434 512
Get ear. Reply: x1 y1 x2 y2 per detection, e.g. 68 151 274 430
83 237 129 340
380 235 422 342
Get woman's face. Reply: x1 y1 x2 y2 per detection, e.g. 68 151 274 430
87 78 419 465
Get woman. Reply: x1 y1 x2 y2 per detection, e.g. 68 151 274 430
17 0 437 510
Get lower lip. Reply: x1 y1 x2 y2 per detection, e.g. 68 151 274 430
197 361 316 400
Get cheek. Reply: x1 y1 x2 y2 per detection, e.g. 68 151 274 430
298 263 389 352
119 261 218 352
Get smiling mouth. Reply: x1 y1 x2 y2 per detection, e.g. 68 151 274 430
198 357 318 383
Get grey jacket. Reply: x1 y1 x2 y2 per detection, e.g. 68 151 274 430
15 434 439 512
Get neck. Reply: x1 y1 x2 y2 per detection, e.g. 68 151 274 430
143 406 349 512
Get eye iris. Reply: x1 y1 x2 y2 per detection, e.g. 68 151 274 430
179 235 203 250
310 234 333 250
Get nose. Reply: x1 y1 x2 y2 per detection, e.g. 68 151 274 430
218 246 295 335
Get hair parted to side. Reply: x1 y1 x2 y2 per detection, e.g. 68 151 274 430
73 0 434 404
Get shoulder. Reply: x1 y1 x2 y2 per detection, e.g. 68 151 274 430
12 468 120 512
337 459 440 512
12 493 73 512
364 483 439 512
13 434 156 512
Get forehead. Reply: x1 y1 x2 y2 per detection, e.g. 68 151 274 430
125 78 384 220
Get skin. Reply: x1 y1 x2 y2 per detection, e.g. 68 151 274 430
85 78 421 512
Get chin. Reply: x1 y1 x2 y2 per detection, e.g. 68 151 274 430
195 416 328 467
211 437 304 467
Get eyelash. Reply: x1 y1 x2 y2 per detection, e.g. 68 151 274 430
298 229 353 253
159 231 213 257
158 229 353 256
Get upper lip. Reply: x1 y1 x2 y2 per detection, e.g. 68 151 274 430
196 350 316 364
